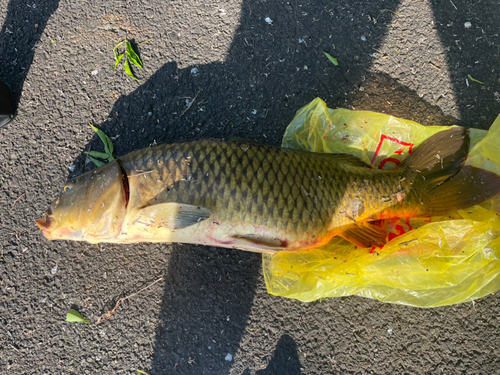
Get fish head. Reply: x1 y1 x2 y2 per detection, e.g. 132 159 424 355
37 161 128 242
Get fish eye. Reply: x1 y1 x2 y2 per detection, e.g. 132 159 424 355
63 185 72 193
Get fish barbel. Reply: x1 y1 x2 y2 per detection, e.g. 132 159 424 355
37 127 500 253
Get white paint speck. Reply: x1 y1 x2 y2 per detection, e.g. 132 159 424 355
91 69 99 76
360 35 367 41
265 17 273 24
190 67 199 74
252 109 257 115
148 112 152 116
387 328 393 335
298 38 304 44
185 99 191 107
225 353 233 361
464 21 472 28
69 165 76 172
51 265 58 274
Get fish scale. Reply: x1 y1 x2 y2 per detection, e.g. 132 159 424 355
119 139 401 245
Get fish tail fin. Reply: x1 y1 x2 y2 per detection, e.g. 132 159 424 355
403 126 500 216
422 165 500 216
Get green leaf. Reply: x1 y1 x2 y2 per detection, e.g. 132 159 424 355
467 74 485 85
323 52 339 66
85 150 112 160
114 53 124 70
66 309 91 324
126 41 143 69
113 40 125 61
87 155 106 167
124 58 140 81
89 123 115 157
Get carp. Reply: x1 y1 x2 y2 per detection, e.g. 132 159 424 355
37 127 500 253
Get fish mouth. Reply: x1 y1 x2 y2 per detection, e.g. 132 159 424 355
36 208 55 232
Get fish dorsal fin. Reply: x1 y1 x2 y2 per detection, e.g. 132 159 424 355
340 221 387 248
231 234 287 251
138 203 211 230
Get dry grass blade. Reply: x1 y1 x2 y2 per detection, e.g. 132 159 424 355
12 193 26 209
97 277 164 324
181 90 201 116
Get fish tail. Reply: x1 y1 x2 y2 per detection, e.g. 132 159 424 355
403 126 500 216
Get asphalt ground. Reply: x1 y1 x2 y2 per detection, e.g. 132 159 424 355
1 0 500 374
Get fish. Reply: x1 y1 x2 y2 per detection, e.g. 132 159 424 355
37 127 500 253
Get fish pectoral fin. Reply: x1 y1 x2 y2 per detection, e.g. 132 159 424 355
231 234 286 251
138 203 211 230
340 221 387 248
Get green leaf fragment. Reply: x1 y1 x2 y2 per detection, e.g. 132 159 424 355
85 150 112 160
323 52 339 66
126 41 143 69
467 74 485 85
89 123 115 157
114 53 124 70
113 40 125 61
124 58 140 81
66 309 91 324
87 155 106 167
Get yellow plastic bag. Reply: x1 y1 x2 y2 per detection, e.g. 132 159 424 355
263 98 500 307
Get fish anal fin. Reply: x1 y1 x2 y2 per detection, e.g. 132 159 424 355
231 234 287 250
340 221 388 248
138 203 211 230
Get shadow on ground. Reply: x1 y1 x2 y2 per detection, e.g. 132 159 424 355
0 0 61 107
254 334 302 375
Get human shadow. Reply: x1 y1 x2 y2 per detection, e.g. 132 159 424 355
71 0 491 374
255 334 302 375
0 0 61 108
429 0 500 129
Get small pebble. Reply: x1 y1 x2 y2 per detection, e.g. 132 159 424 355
252 109 257 115
225 353 233 361
148 112 152 116
265 17 273 24
387 328 393 335
360 35 367 41
51 265 58 274
91 69 99 76
464 21 472 28
190 67 198 74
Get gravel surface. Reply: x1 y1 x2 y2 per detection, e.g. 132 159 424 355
1 0 500 374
